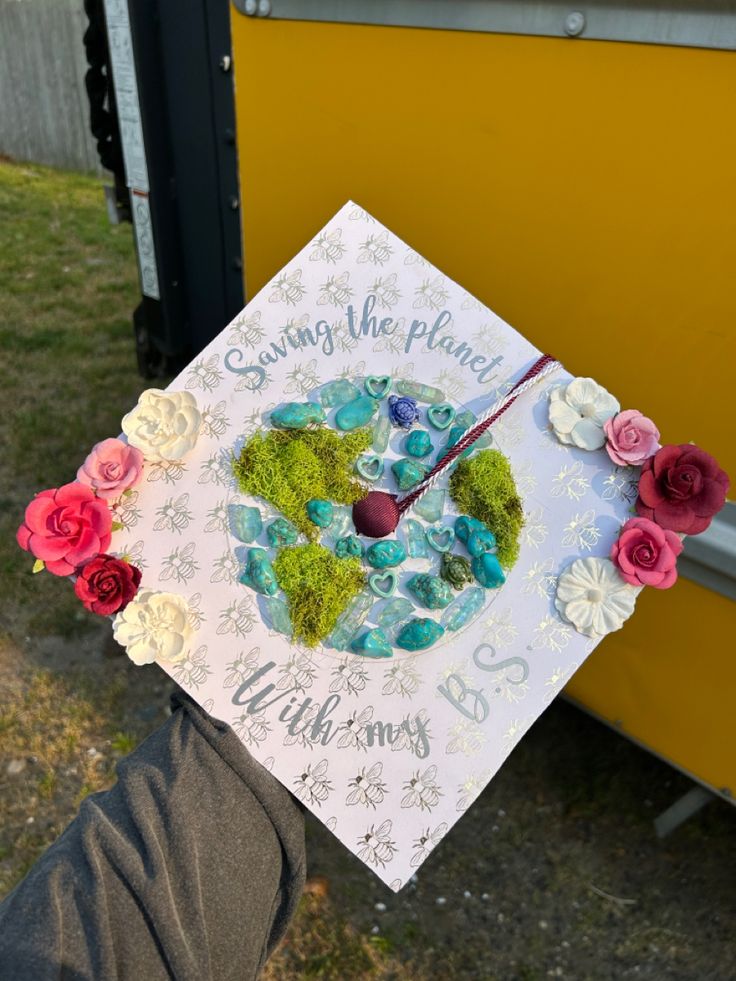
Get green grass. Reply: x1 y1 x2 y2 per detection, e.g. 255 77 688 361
0 160 145 642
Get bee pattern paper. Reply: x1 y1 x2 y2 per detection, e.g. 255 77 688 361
106 203 637 890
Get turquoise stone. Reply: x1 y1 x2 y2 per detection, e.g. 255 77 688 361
404 518 429 558
391 458 428 491
365 539 406 569
365 375 392 399
369 570 398 598
351 627 393 658
455 410 476 429
267 517 298 547
472 552 506 588
335 395 377 431
335 534 364 559
327 592 374 650
228 505 262 543
239 548 278 596
467 528 497 558
372 415 391 452
407 573 454 610
356 453 384 482
425 525 455 553
441 587 485 631
377 596 414 628
396 380 445 404
405 430 433 458
396 618 445 651
455 515 487 545
271 402 325 429
264 596 292 635
413 489 446 523
307 498 334 528
427 402 456 431
437 424 492 464
320 379 360 407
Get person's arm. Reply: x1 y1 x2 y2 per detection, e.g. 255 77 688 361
0 691 306 981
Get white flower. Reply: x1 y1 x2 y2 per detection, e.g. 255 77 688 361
555 557 639 638
112 589 193 665
122 389 201 463
549 377 620 450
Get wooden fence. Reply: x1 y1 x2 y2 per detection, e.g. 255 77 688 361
0 0 103 173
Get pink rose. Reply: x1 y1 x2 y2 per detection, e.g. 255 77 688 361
636 444 730 534
17 483 112 576
603 410 660 467
610 517 683 589
77 438 144 501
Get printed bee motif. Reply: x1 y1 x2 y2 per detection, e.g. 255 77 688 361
410 822 448 867
223 647 260 688
159 542 199 584
318 271 354 307
357 232 393 265
227 310 265 348
269 269 306 306
370 273 402 309
217 600 256 638
200 401 230 440
357 819 397 868
337 706 374 750
309 228 347 264
171 645 211 689
346 762 388 809
186 354 223 393
153 493 193 534
401 765 442 812
293 759 332 806
413 275 450 310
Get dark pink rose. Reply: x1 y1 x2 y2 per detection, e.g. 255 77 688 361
611 517 683 589
74 554 142 615
636 444 730 534
17 483 112 576
604 409 660 467
77 438 144 501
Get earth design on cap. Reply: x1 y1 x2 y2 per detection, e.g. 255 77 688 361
230 375 523 658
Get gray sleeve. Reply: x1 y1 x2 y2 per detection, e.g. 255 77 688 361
0 692 306 981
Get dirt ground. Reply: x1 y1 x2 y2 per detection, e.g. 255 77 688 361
1 160 735 980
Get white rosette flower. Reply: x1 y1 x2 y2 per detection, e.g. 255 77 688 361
549 377 620 450
554 557 639 638
112 588 193 665
122 389 202 462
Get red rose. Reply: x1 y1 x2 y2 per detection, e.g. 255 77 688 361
74 554 142 615
17 482 112 576
611 517 683 589
635 444 729 534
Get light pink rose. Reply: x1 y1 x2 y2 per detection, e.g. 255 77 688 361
610 516 683 589
603 410 660 467
17 483 112 576
77 438 144 500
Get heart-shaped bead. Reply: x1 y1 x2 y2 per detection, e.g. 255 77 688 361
425 525 455 553
369 570 398 598
356 453 384 481
365 375 392 399
427 403 456 430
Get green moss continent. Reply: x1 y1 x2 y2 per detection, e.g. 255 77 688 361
233 428 371 539
449 449 524 569
273 543 365 647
